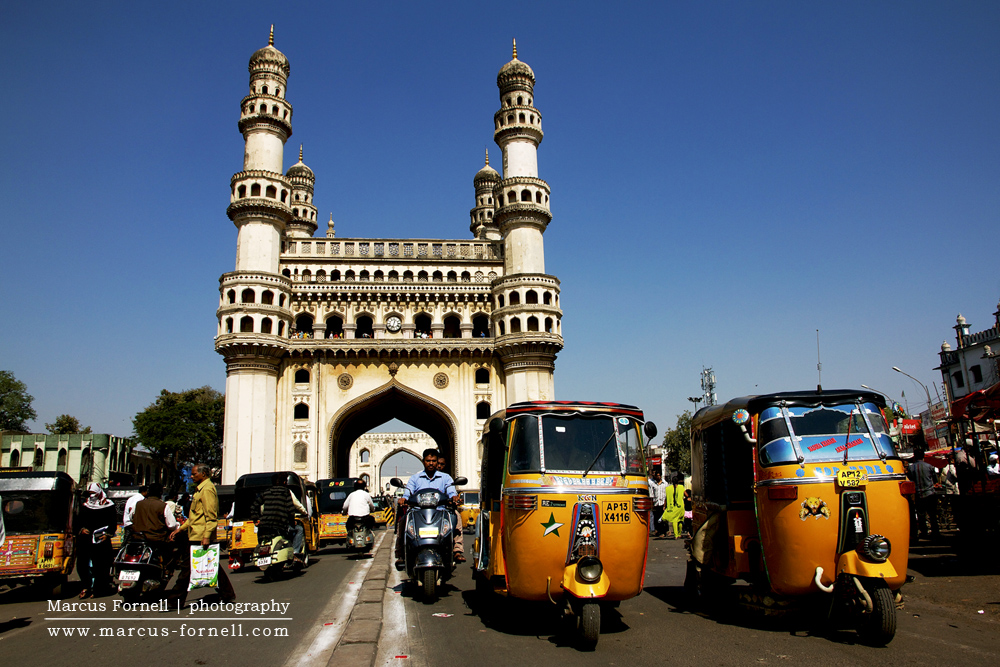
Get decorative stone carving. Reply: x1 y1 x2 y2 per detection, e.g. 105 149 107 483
338 373 354 389
433 372 449 389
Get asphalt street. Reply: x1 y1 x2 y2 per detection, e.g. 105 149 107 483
392 535 1000 667
0 535 386 666
2 530 998 666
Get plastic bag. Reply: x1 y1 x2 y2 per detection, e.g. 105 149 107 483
188 544 220 591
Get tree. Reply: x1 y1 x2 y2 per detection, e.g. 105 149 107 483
45 414 92 434
662 410 693 476
132 387 225 485
0 370 37 432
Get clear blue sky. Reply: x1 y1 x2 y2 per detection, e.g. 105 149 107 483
2 2 997 438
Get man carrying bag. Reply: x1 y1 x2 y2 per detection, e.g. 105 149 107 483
169 463 236 607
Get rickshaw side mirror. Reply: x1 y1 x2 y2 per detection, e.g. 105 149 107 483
454 476 469 487
643 422 658 439
389 477 404 488
488 417 504 437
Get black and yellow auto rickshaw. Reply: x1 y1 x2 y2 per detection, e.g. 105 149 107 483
228 472 320 570
215 484 236 548
473 401 657 650
316 478 353 547
0 471 77 595
685 390 910 645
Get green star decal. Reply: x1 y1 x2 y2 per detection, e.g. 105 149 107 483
541 512 564 537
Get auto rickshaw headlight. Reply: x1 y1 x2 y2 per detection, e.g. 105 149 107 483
858 534 891 562
577 556 603 583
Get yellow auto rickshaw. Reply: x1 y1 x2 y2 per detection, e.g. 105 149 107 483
215 484 236 548
685 389 911 646
316 478 353 547
458 490 481 533
472 401 657 650
0 471 77 596
228 472 320 570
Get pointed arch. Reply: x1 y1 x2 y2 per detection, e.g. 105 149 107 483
326 379 459 477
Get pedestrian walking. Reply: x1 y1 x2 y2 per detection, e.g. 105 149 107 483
648 471 667 537
75 482 117 598
908 449 941 540
169 463 235 606
661 475 685 539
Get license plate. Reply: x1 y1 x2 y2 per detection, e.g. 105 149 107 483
837 470 868 487
418 527 439 538
602 501 631 523
255 557 271 567
119 570 140 582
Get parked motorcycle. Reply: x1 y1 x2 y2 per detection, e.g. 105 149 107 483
391 476 467 600
113 538 172 601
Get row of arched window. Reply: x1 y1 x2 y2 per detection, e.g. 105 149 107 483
496 289 555 307
503 95 531 107
244 102 288 120
235 182 288 203
497 316 557 335
281 269 479 283
228 288 286 306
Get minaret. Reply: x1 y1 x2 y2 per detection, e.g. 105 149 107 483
286 145 318 238
491 40 563 403
470 148 500 239
228 25 293 271
217 27 294 483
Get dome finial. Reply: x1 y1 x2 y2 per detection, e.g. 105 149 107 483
326 213 335 238
485 147 489 166
299 144 303 162
269 24 274 46
512 38 517 60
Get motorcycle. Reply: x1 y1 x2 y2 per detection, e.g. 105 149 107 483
346 517 375 555
252 532 301 581
390 476 468 600
113 538 172 601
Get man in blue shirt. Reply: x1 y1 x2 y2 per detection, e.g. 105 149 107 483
395 449 459 569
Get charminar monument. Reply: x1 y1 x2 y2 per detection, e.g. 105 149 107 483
216 29 563 485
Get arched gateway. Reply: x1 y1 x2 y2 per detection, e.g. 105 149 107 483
216 34 563 485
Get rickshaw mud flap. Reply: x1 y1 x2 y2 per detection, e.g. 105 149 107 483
561 563 611 599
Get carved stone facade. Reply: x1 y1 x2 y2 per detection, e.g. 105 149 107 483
348 431 437 494
216 34 563 485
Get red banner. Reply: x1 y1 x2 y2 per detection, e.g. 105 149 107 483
901 420 921 435
647 455 661 466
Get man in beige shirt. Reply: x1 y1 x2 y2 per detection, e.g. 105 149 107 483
169 463 236 606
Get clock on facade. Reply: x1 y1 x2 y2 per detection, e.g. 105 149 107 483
386 316 402 333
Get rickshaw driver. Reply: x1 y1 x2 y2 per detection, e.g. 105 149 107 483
394 449 459 570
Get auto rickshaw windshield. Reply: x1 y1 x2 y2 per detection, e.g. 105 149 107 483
508 413 646 474
1 492 70 534
758 402 897 466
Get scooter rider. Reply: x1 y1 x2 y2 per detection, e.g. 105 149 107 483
394 449 459 570
434 453 466 563
130 482 178 563
256 473 308 566
344 478 376 533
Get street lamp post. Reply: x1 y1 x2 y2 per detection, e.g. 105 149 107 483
892 366 933 414
687 396 702 413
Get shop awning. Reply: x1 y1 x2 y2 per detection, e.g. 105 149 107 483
950 382 1000 421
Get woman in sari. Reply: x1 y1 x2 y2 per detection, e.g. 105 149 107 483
661 475 685 539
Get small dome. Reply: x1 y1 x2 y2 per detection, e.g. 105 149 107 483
497 39 535 84
474 163 499 184
250 27 289 74
287 145 314 179
942 341 952 351
957 314 967 325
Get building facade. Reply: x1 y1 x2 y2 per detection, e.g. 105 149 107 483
937 303 1000 406
215 33 563 484
0 433 134 486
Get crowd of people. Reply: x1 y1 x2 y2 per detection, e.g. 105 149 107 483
647 469 692 540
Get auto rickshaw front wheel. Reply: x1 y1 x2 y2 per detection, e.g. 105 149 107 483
856 580 896 646
577 601 600 651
